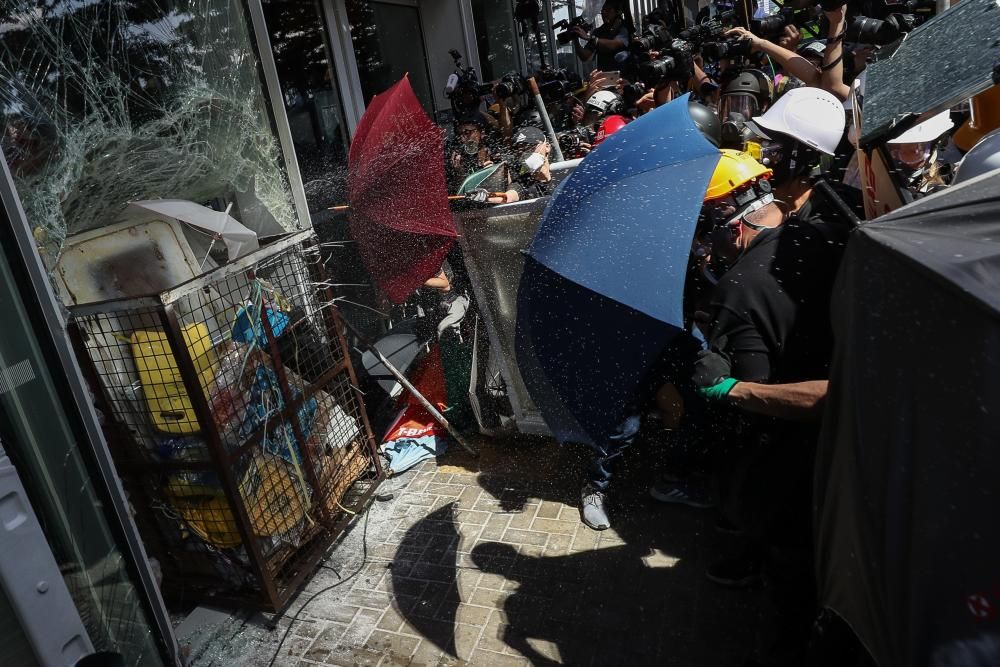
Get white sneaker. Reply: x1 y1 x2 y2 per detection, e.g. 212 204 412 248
580 485 610 530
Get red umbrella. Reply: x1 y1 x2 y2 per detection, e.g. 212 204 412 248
347 76 458 303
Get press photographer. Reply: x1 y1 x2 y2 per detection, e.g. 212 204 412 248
567 0 634 70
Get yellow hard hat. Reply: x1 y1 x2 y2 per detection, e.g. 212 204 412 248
954 84 1000 152
704 149 772 201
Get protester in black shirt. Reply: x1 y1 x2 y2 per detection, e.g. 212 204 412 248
690 150 849 666
466 126 554 204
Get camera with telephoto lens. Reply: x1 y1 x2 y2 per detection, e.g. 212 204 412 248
843 12 917 44
678 10 735 49
557 127 592 158
637 38 694 85
554 16 595 44
750 6 818 39
631 22 673 53
702 36 754 60
536 67 583 104
444 49 492 115
495 72 527 99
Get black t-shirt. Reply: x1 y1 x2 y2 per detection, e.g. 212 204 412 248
707 216 848 384
512 176 554 201
591 22 630 70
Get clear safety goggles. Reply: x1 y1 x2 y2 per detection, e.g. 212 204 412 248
720 94 759 122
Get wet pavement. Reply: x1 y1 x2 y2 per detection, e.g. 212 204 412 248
181 436 762 666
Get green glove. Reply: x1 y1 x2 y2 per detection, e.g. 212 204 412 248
696 377 739 401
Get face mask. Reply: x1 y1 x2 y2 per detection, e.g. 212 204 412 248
522 151 545 174
462 140 480 155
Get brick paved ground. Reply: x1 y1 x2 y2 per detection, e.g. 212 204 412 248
182 436 762 666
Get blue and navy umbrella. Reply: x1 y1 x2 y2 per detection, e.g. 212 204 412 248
515 95 721 445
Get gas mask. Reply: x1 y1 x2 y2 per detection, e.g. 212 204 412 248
746 137 815 187
462 139 481 155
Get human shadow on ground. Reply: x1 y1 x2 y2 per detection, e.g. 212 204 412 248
391 465 761 665
389 503 463 657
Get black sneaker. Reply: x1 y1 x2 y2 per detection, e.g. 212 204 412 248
705 556 762 588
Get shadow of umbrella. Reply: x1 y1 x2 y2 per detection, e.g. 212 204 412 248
390 503 462 657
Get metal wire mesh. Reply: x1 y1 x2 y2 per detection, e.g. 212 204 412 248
68 231 381 611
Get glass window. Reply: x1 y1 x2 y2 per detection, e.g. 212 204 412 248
0 242 163 664
552 0 577 72
471 0 519 81
0 0 300 263
345 0 435 114
263 0 350 211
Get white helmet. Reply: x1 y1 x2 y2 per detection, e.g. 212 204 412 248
586 90 623 117
952 128 1000 185
747 86 846 155
887 111 954 144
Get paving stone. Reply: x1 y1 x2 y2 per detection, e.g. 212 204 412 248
308 622 350 654
344 589 394 611
478 513 511 540
477 571 508 591
530 517 577 535
408 562 457 583
399 494 439 507
469 587 510 608
424 483 464 497
276 636 312 662
407 639 443 667
455 568 482 595
476 615 509 654
455 487 483 510
376 607 405 632
534 501 563 520
469 649 529 666
340 608 382 648
454 509 490 525
544 532 573 557
504 507 539 531
501 528 548 547
453 623 486 661
570 525 600 552
432 472 454 484
454 603 492 627
322 646 382 666
365 630 420 659
292 617 326 640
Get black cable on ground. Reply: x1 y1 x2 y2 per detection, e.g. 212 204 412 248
266 506 371 667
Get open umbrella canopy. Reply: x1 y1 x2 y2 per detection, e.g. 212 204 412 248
130 199 259 261
348 76 458 303
516 95 720 445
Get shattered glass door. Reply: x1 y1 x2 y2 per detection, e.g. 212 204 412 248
0 0 301 263
263 0 351 211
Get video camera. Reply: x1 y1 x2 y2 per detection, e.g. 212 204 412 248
553 16 594 44
536 67 583 104
444 49 492 115
556 127 592 158
620 10 696 86
750 5 820 39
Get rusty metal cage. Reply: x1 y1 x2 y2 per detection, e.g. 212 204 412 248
66 230 383 612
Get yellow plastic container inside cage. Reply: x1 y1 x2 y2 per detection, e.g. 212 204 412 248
131 323 218 434
166 456 308 549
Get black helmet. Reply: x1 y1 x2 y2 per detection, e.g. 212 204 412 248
722 70 772 110
722 71 762 98
688 101 721 148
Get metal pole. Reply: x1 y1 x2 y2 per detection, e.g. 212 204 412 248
528 77 565 162
338 317 479 457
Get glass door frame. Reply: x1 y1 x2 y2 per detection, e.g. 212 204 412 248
0 156 180 666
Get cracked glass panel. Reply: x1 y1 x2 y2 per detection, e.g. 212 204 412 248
0 0 300 264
